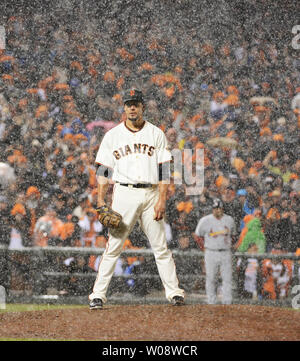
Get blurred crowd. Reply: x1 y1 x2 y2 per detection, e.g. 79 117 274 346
0 4 299 299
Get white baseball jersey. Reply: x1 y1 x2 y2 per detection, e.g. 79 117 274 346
95 121 171 184
195 214 236 250
90 118 185 304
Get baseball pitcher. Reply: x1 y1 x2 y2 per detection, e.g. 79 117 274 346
89 88 185 309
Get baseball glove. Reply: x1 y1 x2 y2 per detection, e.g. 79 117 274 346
96 205 122 229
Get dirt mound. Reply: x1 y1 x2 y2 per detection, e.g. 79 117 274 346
0 304 299 341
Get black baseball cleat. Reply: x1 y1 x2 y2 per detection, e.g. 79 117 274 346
89 298 103 310
172 296 185 306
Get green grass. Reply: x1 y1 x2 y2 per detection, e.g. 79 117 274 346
0 304 88 340
0 338 63 341
0 303 86 313
1 338 87 341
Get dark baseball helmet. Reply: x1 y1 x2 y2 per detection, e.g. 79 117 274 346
212 198 224 209
123 88 144 104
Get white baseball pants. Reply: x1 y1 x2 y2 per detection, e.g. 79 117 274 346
89 183 184 303
204 249 232 304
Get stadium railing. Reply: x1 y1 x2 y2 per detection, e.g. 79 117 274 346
0 245 299 307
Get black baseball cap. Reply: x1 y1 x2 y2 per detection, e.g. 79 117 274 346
123 88 144 104
212 198 224 209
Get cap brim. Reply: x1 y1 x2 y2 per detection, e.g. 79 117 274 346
124 98 144 104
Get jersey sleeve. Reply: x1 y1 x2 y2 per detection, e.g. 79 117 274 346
195 217 206 237
156 130 172 164
95 133 115 169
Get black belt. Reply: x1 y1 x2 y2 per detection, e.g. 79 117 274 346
119 183 153 188
206 248 230 252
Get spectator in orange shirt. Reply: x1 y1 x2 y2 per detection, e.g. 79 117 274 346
9 203 31 248
8 203 33 294
24 186 43 237
33 207 64 247
78 208 103 247
261 250 293 300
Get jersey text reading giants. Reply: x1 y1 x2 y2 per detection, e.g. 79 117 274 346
95 121 172 184
113 144 155 159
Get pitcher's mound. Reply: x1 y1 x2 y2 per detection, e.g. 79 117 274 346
0 304 299 340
